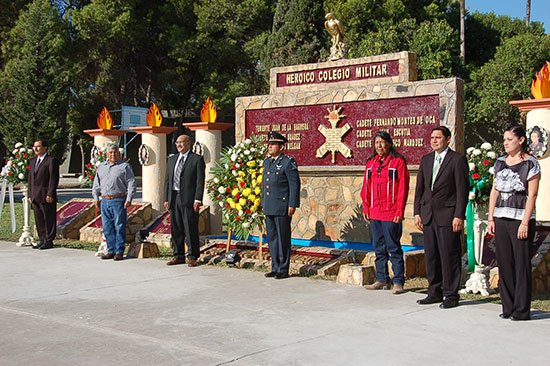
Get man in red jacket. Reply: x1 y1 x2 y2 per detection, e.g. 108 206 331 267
361 131 410 294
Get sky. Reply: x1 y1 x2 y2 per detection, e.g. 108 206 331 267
468 0 549 32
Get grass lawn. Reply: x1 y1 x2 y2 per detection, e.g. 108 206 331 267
2 203 550 311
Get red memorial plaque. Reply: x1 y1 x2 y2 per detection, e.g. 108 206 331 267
245 95 440 166
276 60 400 88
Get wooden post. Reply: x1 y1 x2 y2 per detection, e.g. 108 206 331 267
225 227 232 253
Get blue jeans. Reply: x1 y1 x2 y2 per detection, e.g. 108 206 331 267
101 197 127 255
370 219 405 285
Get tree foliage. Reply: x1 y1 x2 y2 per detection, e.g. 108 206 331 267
465 33 550 141
1 0 549 155
0 0 71 161
262 0 328 73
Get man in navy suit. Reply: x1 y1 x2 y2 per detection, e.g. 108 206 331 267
164 133 205 266
262 132 301 279
28 139 59 250
414 126 469 309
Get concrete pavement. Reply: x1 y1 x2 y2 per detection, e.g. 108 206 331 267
1 241 549 366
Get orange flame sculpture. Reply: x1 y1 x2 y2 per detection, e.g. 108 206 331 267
531 61 550 99
146 102 163 127
200 97 217 123
97 107 113 130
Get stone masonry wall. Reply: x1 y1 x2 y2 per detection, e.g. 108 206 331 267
236 52 463 246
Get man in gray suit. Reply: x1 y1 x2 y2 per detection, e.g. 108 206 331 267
262 132 301 279
164 133 205 266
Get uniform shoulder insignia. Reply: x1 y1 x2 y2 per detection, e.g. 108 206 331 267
288 156 298 170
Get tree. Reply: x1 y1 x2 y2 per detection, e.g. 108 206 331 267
262 0 327 73
409 19 461 80
526 0 531 26
465 33 550 142
0 0 72 161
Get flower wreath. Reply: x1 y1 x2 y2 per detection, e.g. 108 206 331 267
206 135 267 239
0 142 34 185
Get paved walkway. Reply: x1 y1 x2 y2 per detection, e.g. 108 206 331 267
1 241 549 366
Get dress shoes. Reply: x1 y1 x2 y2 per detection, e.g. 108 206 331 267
101 253 115 260
33 242 44 249
392 284 405 295
499 313 511 319
264 272 277 278
39 242 53 250
417 295 443 305
275 272 289 279
113 254 124 261
439 298 459 309
510 315 529 321
364 281 391 290
166 258 186 266
187 259 198 267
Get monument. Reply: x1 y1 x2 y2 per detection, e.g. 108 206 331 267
235 51 463 249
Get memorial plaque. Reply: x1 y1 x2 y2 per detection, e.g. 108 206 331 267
276 60 400 88
245 95 439 166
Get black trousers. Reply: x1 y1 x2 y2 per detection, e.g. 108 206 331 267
265 215 292 274
33 202 57 244
170 193 200 260
495 217 535 320
423 221 462 301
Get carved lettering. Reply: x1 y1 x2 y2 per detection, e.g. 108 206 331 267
356 140 372 149
293 123 309 131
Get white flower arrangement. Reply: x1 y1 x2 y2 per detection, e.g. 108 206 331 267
15 142 23 148
480 142 492 150
472 149 482 156
468 162 475 171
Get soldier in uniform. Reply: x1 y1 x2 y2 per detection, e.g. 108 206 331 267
262 132 301 279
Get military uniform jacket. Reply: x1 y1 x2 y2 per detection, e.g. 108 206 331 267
261 153 300 216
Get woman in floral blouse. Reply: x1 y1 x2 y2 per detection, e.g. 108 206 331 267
488 125 541 321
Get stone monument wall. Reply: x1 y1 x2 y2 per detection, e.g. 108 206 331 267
235 52 464 246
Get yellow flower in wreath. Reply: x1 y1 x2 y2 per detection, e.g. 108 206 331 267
254 186 261 195
251 205 258 213
239 198 247 206
246 161 256 168
238 171 246 177
251 179 257 188
231 188 239 197
254 198 261 206
242 188 252 197
236 203 243 211
257 175 263 184
248 194 256 202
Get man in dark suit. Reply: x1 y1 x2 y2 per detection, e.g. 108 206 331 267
164 133 205 266
262 132 301 279
28 139 59 250
414 126 469 309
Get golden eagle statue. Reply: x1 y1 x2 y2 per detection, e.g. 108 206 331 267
325 13 346 61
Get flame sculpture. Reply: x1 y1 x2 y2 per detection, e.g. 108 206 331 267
200 97 217 123
146 102 163 127
97 107 113 130
531 61 550 99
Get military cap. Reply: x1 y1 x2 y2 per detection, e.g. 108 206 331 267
267 131 288 144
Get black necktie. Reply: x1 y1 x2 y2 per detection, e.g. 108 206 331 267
34 158 41 173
